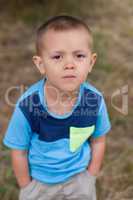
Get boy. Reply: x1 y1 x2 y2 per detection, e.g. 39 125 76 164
3 15 111 200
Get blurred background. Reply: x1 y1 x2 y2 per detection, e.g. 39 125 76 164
0 0 132 199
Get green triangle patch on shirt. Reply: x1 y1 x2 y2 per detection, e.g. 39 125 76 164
69 125 95 152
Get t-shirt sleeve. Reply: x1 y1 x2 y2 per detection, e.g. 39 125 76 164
3 106 32 150
91 96 111 138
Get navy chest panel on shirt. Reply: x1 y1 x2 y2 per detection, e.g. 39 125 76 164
19 88 101 142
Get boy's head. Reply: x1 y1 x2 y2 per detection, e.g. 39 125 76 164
33 15 97 92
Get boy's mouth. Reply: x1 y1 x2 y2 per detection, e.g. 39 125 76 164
62 75 76 79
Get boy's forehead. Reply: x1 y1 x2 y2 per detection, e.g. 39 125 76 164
40 28 92 52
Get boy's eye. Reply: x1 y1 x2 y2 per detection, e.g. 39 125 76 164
76 54 86 58
52 55 62 60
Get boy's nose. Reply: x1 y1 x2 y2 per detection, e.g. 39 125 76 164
64 63 75 70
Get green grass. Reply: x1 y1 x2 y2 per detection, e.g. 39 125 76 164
93 31 113 72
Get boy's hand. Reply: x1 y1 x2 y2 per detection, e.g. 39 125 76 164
87 168 99 177
87 135 106 177
20 179 32 189
11 150 32 188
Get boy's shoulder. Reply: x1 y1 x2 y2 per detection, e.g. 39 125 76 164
82 81 103 97
15 79 104 106
16 79 43 106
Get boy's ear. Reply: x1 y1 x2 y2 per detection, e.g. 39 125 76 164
88 53 97 72
32 55 45 75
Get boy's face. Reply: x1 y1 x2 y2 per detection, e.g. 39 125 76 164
33 28 97 93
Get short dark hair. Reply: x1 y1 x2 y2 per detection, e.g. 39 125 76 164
36 15 93 55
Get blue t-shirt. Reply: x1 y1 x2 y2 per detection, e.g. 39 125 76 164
3 78 111 184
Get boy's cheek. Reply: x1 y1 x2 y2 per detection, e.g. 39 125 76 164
78 71 89 81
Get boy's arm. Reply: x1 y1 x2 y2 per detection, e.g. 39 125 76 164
11 150 32 188
87 135 106 176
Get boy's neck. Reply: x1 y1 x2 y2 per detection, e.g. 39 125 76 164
44 81 80 115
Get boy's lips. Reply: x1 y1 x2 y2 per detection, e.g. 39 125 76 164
62 75 76 79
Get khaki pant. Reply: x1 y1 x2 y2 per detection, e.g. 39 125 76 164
19 170 97 200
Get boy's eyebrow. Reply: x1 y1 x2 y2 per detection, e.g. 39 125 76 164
72 50 88 53
50 50 88 54
50 50 65 54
